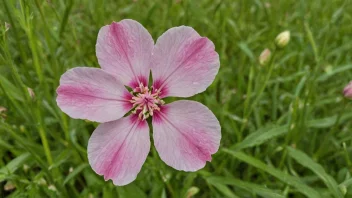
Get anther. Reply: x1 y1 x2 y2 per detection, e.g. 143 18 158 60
130 83 164 120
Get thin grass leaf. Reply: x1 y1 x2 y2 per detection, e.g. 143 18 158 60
0 152 31 182
307 113 352 128
0 75 24 101
317 64 352 82
63 163 89 184
222 149 322 198
0 124 47 168
117 183 148 198
287 147 344 198
0 138 13 150
49 150 71 170
231 125 288 150
0 152 30 174
59 0 74 38
208 182 239 198
207 176 284 198
238 42 255 62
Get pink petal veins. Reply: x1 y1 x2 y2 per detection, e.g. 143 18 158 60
96 19 154 87
152 100 221 171
88 115 150 186
151 26 220 98
56 67 132 123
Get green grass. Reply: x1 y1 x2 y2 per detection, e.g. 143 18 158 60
1 0 352 197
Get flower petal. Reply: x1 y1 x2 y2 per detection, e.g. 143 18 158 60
151 26 220 98
96 19 154 88
152 100 221 171
88 115 150 186
56 67 132 122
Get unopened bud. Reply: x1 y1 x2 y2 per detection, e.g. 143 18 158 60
23 164 30 173
5 22 10 32
186 186 200 198
259 48 271 66
4 181 15 191
48 184 57 191
343 81 352 99
275 31 290 48
340 185 347 195
161 172 171 182
27 87 35 100
0 106 7 113
20 125 25 132
0 106 7 119
37 178 47 186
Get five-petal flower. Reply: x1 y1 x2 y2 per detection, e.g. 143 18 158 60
56 19 221 186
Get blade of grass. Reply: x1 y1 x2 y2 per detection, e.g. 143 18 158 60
286 146 344 198
222 149 322 198
231 125 288 150
207 176 285 198
0 152 31 182
207 182 239 198
63 163 89 185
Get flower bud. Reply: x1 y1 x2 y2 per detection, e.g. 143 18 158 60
0 106 7 119
340 185 347 195
343 81 352 99
27 87 35 100
4 181 15 191
20 125 26 133
185 186 200 198
0 106 6 112
48 185 57 191
275 30 290 48
259 48 271 66
5 22 10 32
37 178 47 186
23 164 30 173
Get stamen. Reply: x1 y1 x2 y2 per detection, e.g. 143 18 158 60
130 83 164 120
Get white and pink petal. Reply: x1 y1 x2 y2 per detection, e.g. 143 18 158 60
96 19 154 88
88 115 150 186
56 67 132 123
151 26 220 98
152 100 221 171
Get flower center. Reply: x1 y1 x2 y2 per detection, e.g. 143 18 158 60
130 83 164 120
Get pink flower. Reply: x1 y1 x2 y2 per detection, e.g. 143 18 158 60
56 19 221 186
344 81 352 99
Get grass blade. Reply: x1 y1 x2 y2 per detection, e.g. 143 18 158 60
231 125 288 150
287 147 344 198
0 153 31 177
208 182 239 198
317 64 352 82
63 163 89 185
207 176 285 198
222 149 322 198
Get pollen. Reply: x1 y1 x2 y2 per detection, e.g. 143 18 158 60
130 83 164 120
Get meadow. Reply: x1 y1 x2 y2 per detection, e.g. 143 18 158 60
1 0 352 197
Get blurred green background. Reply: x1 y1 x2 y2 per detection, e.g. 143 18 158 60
1 0 352 197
